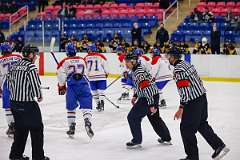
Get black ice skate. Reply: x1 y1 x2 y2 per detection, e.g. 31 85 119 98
6 122 15 138
159 99 167 109
32 156 50 160
66 122 76 138
212 144 230 160
10 155 29 160
100 100 104 111
157 138 172 145
96 101 102 112
126 141 142 149
117 92 130 103
84 119 94 138
179 156 191 160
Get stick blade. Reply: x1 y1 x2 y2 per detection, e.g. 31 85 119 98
50 37 56 52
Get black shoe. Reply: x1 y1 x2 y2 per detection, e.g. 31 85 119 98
32 156 50 160
10 155 29 160
6 122 15 137
159 99 167 109
66 122 76 137
212 144 230 159
126 141 142 149
157 138 172 145
84 119 94 138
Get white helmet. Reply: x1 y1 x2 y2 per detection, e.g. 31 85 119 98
202 37 208 45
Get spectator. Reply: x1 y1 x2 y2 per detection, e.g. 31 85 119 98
202 8 214 23
120 39 130 51
68 5 76 18
96 40 106 53
211 24 220 54
131 22 142 46
191 8 202 22
193 37 211 54
80 34 90 52
156 23 169 48
153 41 162 51
225 9 234 23
58 3 68 17
109 33 121 51
223 40 237 55
60 33 68 51
38 0 48 13
0 29 5 44
12 36 24 52
142 40 151 53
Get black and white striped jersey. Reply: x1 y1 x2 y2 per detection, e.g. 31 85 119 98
7 58 42 102
173 60 206 106
132 63 159 107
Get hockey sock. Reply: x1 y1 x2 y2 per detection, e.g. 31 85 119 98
5 108 14 126
92 90 100 105
67 110 76 126
98 90 105 102
82 109 92 122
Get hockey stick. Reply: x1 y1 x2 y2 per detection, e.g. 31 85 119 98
106 75 121 89
104 95 120 108
49 37 59 65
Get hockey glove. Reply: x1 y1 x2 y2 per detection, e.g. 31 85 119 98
58 84 66 95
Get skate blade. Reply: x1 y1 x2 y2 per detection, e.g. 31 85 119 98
7 134 14 138
67 134 74 139
85 126 94 138
213 147 230 160
126 144 142 149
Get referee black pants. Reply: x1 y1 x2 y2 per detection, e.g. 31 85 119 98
180 94 225 160
127 94 171 144
9 101 45 160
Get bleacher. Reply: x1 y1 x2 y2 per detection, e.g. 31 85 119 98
12 2 168 45
0 0 38 30
171 1 240 43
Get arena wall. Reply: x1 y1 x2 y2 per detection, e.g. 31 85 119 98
39 52 240 82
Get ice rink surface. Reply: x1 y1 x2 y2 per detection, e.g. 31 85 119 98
0 77 240 160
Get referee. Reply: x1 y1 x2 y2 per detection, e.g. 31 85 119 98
167 48 229 160
7 45 49 160
125 52 171 149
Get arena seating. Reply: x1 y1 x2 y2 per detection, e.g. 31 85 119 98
0 0 38 29
171 1 240 43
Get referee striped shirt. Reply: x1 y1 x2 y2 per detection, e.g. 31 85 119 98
7 58 42 102
132 63 159 107
173 60 206 106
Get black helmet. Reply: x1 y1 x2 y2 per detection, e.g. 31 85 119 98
167 47 182 59
22 45 39 57
124 52 138 61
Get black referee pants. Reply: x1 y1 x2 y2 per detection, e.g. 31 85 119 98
180 94 225 160
9 101 45 160
127 94 171 144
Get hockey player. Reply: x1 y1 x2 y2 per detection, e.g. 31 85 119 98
57 42 94 138
133 48 151 72
150 48 173 109
0 42 21 137
84 44 108 112
117 46 133 103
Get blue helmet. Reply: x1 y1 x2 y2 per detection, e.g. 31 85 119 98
87 44 97 53
153 48 160 56
1 42 12 55
133 48 144 56
65 42 76 57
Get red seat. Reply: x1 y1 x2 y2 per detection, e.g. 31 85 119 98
127 8 136 17
197 2 207 8
110 3 119 9
119 9 128 17
119 3 128 9
232 8 240 16
85 4 94 9
226 2 235 9
216 2 225 8
211 8 221 16
93 4 102 9
219 8 228 16
153 3 160 9
101 10 111 17
196 7 205 12
207 2 216 8
236 2 240 7
102 3 110 9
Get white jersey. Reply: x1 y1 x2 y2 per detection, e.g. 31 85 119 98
150 56 173 82
57 56 87 86
84 53 108 81
138 55 151 72
0 54 22 89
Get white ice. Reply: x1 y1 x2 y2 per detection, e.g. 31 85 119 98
0 77 240 160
